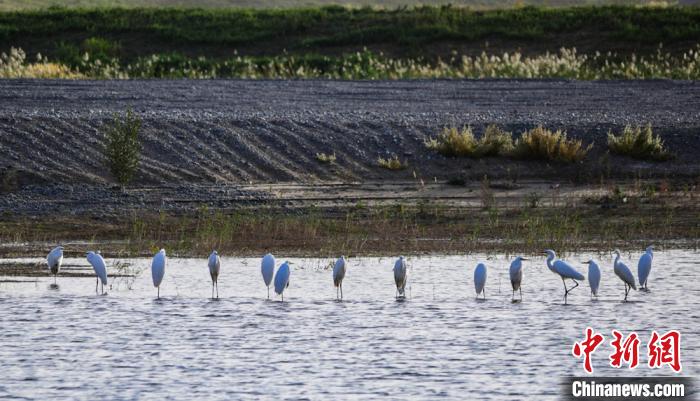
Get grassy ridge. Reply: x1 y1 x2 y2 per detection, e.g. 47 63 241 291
0 1 692 12
2 6 700 62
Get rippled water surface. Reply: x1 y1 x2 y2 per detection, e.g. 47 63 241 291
1 251 698 400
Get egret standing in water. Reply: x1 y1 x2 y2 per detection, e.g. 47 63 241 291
151 249 166 299
638 246 654 290
86 251 108 294
47 246 63 283
583 259 601 298
393 256 407 299
208 250 220 299
474 262 487 299
509 256 528 301
613 250 636 301
544 249 585 304
274 261 291 301
261 253 275 299
332 256 347 300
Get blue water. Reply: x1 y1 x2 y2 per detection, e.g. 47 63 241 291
0 251 697 400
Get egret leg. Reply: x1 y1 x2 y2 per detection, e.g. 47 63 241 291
340 283 343 300
483 289 486 300
157 286 160 299
624 284 629 301
281 293 284 302
512 289 515 301
216 281 219 299
519 286 522 301
101 282 104 295
267 286 270 299
95 277 98 293
212 283 214 299
562 278 568 304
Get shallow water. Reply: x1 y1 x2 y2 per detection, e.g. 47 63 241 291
0 251 697 400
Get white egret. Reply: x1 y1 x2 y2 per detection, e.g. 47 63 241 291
261 253 275 299
638 246 653 290
86 251 108 294
509 256 528 301
274 261 291 301
613 250 636 301
332 256 347 300
393 256 407 299
583 259 601 298
46 246 63 283
208 250 220 299
474 262 487 299
151 249 166 299
544 249 585 304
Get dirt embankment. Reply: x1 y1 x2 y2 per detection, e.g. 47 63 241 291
1 79 699 190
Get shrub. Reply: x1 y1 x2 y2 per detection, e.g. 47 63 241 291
513 126 591 163
315 152 336 163
607 124 672 161
426 124 513 157
377 155 406 170
103 109 142 187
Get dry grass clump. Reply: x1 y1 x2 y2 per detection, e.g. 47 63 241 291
0 48 83 79
513 126 591 163
426 125 513 157
315 152 336 164
607 124 672 161
377 155 406 170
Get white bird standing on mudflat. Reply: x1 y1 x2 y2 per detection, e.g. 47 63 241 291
474 262 487 299
613 250 636 301
638 246 654 290
261 253 275 299
151 249 166 299
332 256 347 300
208 250 220 299
47 246 63 283
86 251 108 294
544 249 585 304
274 261 291 301
509 256 528 301
583 259 601 298
393 256 407 299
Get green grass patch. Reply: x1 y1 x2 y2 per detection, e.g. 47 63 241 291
607 124 673 161
2 5 700 63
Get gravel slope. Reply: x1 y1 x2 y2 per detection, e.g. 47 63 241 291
1 79 699 186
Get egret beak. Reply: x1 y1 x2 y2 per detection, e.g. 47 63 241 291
521 258 529 261
581 261 590 264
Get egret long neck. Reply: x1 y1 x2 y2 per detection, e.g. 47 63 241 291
546 254 555 271
614 253 620 267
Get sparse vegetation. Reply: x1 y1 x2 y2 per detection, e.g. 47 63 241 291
513 126 592 163
607 124 672 161
103 109 142 187
315 152 336 164
377 155 406 170
4 45 700 79
426 125 514 157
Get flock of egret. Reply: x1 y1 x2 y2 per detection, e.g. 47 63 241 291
43 245 654 303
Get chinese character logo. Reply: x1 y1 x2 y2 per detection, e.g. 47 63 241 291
572 327 605 374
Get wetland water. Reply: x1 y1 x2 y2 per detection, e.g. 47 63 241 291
0 252 697 400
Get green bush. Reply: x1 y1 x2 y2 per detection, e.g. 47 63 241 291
103 109 142 186
607 124 672 161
